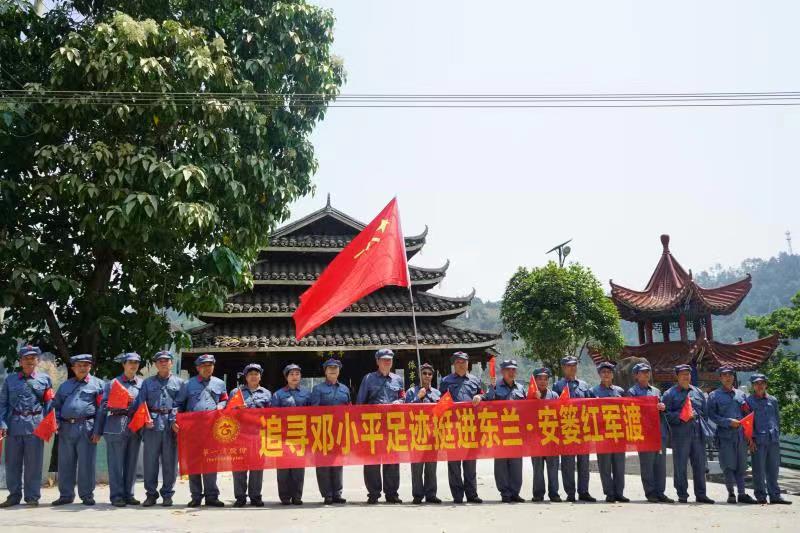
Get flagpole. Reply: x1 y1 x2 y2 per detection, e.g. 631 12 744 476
397 197 424 386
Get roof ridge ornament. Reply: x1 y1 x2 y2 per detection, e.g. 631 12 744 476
660 234 670 253
326 193 331 209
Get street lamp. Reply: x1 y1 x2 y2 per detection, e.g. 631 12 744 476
546 239 572 268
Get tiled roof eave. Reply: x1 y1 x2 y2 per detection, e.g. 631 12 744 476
183 338 499 354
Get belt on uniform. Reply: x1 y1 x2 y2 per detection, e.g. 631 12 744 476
151 408 171 414
62 417 90 424
109 410 129 416
13 410 42 416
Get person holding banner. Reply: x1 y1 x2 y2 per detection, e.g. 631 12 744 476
176 353 228 508
272 363 312 505
136 350 183 507
94 352 143 507
627 362 673 503
438 351 484 504
0 344 54 508
404 362 442 504
746 373 792 505
310 359 350 505
662 364 715 504
707 366 757 504
477 359 527 503
230 363 272 507
590 362 629 503
552 355 596 503
51 353 104 506
357 349 405 504
529 367 561 503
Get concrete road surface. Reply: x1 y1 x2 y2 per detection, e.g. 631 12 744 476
1 460 796 532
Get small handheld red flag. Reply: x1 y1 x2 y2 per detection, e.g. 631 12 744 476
107 379 132 410
43 387 55 403
559 385 571 400
488 356 496 382
432 390 454 417
526 374 537 398
33 410 57 442
740 412 755 440
225 389 245 410
127 402 152 432
679 394 694 422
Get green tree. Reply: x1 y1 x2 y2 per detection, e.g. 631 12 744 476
500 261 623 373
0 1 343 375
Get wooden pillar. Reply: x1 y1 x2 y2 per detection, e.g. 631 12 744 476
662 321 670 342
679 313 689 342
706 314 714 340
645 320 653 344
693 319 702 340
637 322 646 345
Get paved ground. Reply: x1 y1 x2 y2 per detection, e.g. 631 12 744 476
2 460 797 532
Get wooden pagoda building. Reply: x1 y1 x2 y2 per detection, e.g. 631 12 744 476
591 234 778 384
184 198 500 392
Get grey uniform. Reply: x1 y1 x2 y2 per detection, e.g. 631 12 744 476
231 386 272 502
439 372 483 501
310 381 350 500
272 386 312 503
662 384 711 500
627 383 668 500
405 385 441 500
483 379 527 499
552 378 593 497
708 387 748 495
746 394 783 501
532 389 561 500
590 383 626 499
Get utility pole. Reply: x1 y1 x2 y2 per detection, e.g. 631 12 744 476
787 231 794 255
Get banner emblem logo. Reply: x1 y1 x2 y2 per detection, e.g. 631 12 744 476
212 415 240 444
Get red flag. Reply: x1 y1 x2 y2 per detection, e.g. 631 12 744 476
43 387 54 403
679 394 694 422
107 379 132 410
488 356 496 381
128 402 152 432
559 385 571 400
432 390 454 417
33 410 57 442
225 389 245 410
527 374 537 398
740 412 755 440
293 198 410 339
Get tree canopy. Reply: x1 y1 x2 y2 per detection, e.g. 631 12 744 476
499 261 623 373
0 1 344 375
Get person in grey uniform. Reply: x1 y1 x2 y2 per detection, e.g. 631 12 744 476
438 351 483 504
590 361 628 503
310 358 350 505
136 350 183 507
356 348 405 504
0 345 54 507
272 363 311 505
476 359 526 503
627 362 673 503
404 362 442 504
51 353 104 506
94 352 143 506
529 366 561 502
708 366 757 504
552 355 596 502
231 363 272 507
176 353 228 507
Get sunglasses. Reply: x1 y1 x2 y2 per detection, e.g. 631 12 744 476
421 372 433 376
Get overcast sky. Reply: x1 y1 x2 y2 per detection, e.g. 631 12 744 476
285 1 800 301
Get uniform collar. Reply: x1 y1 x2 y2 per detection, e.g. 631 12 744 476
18 370 37 379
598 383 614 390
325 381 339 386
73 375 91 383
197 375 210 383
120 374 138 384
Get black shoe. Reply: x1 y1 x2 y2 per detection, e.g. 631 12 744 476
757 498 768 504
510 495 525 503
550 495 562 503
466 496 483 504
142 496 158 507
678 497 688 503
647 496 660 503
501 496 511 503
250 498 265 507
738 494 757 504
727 494 737 504
412 497 423 504
566 494 576 503
292 498 303 505
233 499 246 508
616 495 630 503
51 498 73 506
426 496 441 504
658 495 675 504
162 497 173 507
324 497 334 505
126 497 140 506
187 498 202 507
385 496 402 504
0 498 20 508
605 495 616 503
332 497 347 504
770 497 792 505
531 495 544 502
367 497 379 505
112 500 127 507
82 498 95 506
579 493 596 502
696 496 715 504
280 499 292 505
205 498 225 507
25 501 38 507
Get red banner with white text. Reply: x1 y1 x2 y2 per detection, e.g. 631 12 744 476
177 397 661 475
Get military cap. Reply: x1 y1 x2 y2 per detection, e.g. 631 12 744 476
450 351 469 363
560 355 578 366
419 363 435 373
322 358 342 368
375 348 395 360
674 364 692 374
533 367 551 377
500 359 519 370
243 363 263 375
596 361 616 373
717 366 735 375
154 350 173 361
119 352 141 363
749 373 767 384
283 363 301 376
195 353 216 366
633 362 652 374
70 353 93 365
18 344 42 358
